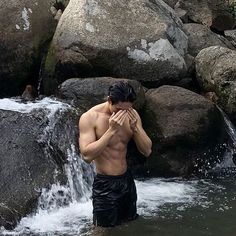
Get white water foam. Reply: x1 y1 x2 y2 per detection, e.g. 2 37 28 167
0 97 70 115
11 201 93 235
136 179 198 217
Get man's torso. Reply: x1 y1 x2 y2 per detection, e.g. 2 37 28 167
90 103 133 175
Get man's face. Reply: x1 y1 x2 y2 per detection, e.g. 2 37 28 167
110 101 133 114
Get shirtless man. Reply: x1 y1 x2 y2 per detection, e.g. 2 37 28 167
78 81 152 227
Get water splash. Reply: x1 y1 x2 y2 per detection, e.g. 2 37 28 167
0 97 70 115
221 109 236 147
1 177 219 236
218 107 236 167
65 145 95 202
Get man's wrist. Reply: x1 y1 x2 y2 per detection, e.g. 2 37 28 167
132 125 140 134
107 127 117 136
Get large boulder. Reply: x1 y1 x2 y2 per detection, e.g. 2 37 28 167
142 85 224 177
195 46 236 124
183 23 234 57
0 0 62 97
0 98 79 229
57 77 145 112
175 0 235 31
43 0 188 94
225 29 236 47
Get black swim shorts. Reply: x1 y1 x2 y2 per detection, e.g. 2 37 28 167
92 170 138 227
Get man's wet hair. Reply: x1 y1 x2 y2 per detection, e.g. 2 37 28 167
108 81 137 105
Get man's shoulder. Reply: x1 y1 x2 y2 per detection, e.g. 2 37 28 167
80 103 104 122
80 109 97 121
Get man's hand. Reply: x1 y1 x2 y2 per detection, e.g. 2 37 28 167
109 110 127 132
127 108 139 132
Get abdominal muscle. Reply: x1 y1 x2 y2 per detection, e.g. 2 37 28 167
94 142 128 176
93 111 132 175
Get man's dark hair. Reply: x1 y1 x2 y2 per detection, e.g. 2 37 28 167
108 81 136 104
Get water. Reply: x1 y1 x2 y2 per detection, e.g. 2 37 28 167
1 98 236 236
218 106 236 165
1 178 236 236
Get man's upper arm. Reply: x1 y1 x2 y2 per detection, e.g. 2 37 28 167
78 112 96 154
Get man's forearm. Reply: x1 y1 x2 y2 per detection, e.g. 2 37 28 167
81 128 116 163
133 126 152 157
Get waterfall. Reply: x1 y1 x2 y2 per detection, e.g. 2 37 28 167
205 107 236 178
37 58 44 96
37 145 94 212
218 107 236 166
33 98 95 210
65 145 95 202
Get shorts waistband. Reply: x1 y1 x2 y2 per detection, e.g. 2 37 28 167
95 169 130 179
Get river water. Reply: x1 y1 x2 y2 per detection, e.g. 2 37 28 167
0 98 236 236
1 178 236 236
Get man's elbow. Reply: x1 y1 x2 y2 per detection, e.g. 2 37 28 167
139 147 152 157
143 148 152 157
80 149 93 163
144 140 152 157
81 154 93 164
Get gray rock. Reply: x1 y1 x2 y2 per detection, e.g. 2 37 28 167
195 46 236 124
162 0 179 9
0 0 59 97
54 9 63 21
183 23 234 57
43 0 188 94
57 77 145 112
176 0 235 31
225 29 236 47
142 85 224 176
21 85 37 101
0 100 79 229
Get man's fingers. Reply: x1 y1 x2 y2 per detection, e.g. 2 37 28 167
112 110 123 118
131 108 138 117
128 109 136 120
116 111 127 124
119 112 128 125
127 112 133 121
114 110 126 122
110 112 115 118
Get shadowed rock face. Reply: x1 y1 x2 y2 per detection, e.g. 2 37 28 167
142 85 225 177
43 0 188 94
162 0 178 9
176 0 235 31
0 101 79 229
195 46 236 125
0 0 57 97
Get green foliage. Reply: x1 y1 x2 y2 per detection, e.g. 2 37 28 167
228 0 236 19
